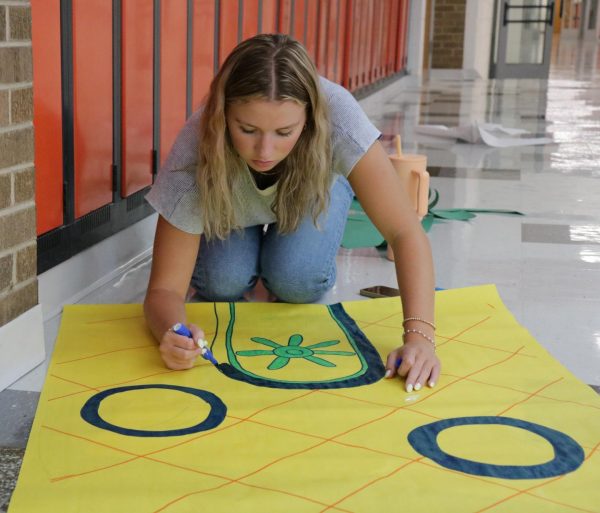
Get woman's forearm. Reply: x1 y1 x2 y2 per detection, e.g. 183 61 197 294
143 288 189 344
391 227 436 329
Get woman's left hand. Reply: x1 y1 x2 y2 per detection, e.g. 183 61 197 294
385 341 440 392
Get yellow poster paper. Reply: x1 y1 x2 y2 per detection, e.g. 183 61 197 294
8 285 600 512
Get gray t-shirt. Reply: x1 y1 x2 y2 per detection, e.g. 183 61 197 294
145 77 381 234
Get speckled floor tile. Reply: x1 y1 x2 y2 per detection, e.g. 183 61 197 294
0 448 25 513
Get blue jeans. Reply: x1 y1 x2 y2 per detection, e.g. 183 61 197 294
191 176 353 303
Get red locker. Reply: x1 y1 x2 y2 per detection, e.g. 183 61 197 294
403 0 409 68
326 0 338 81
357 0 368 88
364 0 374 84
315 1 327 76
341 0 355 89
219 1 239 65
334 0 347 84
261 0 278 33
121 1 154 197
387 0 399 74
72 0 113 218
31 0 63 235
304 0 318 62
397 0 409 70
278 0 292 34
371 0 383 80
382 1 390 75
192 0 215 110
348 0 360 90
292 0 306 44
160 0 188 165
242 0 260 40
380 0 391 76
32 0 410 249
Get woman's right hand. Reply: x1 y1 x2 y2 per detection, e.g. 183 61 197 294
159 323 205 370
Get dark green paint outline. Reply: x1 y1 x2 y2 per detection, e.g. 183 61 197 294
218 302 385 389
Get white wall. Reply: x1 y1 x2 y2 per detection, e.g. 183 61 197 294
0 305 45 392
38 214 157 322
462 0 496 78
406 0 427 76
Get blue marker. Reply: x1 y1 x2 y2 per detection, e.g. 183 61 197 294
171 323 219 366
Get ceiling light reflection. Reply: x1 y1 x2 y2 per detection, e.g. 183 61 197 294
579 249 600 264
570 225 600 244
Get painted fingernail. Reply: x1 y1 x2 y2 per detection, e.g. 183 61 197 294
385 369 392 378
406 383 413 393
428 381 435 388
414 383 422 391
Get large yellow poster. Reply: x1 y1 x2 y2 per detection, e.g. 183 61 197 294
9 285 600 512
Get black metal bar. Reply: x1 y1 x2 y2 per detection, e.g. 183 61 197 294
547 1 555 25
506 4 552 8
504 18 553 23
111 164 117 192
238 0 243 42
303 0 308 43
112 0 122 198
214 0 220 73
316 0 321 59
334 0 341 79
60 0 75 225
504 1 555 26
502 0 554 26
257 0 262 33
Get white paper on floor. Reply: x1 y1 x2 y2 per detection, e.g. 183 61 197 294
415 123 553 147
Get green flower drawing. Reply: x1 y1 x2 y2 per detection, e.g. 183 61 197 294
235 334 355 370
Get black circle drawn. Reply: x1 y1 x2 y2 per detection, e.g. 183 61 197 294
408 416 584 479
80 384 227 437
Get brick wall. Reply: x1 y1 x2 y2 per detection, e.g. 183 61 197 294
0 0 37 327
431 0 467 69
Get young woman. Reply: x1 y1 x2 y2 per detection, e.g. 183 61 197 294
144 34 440 392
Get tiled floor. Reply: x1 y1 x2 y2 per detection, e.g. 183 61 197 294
1 36 600 511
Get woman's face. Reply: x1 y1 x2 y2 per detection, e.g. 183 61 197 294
226 98 307 172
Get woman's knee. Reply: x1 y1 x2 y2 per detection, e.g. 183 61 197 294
192 227 261 301
263 267 334 303
193 271 257 301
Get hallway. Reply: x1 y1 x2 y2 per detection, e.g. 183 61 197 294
1 34 599 512
335 35 600 387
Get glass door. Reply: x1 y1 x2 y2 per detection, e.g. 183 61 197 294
493 0 555 78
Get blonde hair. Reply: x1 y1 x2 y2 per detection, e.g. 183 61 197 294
197 33 331 240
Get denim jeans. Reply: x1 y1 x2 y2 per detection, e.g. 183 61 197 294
191 176 354 303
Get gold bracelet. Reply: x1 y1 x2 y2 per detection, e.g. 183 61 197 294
403 317 436 330
403 328 435 348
